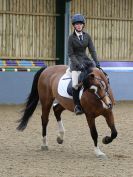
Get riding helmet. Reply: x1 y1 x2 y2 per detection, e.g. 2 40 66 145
71 14 85 25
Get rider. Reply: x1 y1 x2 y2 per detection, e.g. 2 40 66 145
68 13 101 115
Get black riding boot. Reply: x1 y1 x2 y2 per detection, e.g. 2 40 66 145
72 88 83 115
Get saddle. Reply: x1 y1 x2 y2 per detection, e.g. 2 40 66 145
58 64 93 99
67 71 90 96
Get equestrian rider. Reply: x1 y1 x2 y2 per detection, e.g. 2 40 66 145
68 14 101 115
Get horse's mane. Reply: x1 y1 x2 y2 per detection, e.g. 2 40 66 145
79 60 94 89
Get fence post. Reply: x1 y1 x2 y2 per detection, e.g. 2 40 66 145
64 0 71 65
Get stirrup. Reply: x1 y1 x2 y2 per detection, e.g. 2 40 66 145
74 105 83 115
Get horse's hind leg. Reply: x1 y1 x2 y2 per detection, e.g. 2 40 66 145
86 116 106 158
41 99 54 150
53 103 65 144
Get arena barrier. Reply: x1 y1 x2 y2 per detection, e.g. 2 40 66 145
0 60 133 103
101 61 133 101
101 61 133 72
0 59 46 72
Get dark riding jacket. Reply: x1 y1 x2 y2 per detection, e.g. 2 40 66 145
68 31 99 71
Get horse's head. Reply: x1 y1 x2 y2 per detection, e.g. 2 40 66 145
83 73 112 110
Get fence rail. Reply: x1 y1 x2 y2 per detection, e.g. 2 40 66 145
0 0 57 65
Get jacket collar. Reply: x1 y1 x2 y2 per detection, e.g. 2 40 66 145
74 30 83 36
73 30 85 37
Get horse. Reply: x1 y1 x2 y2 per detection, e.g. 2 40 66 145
17 64 117 158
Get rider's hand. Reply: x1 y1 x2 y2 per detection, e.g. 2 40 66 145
80 64 86 71
96 61 100 68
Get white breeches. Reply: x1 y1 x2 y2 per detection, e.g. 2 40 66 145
72 71 81 90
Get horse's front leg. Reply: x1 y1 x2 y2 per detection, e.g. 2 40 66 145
86 116 106 158
102 111 117 144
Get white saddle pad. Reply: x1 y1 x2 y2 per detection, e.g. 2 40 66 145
58 70 83 99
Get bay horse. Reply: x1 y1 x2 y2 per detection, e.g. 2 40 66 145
17 65 117 158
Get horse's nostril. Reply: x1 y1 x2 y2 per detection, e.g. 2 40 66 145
108 103 112 109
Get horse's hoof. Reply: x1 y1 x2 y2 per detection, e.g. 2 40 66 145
97 154 108 160
94 147 107 159
57 137 63 144
102 136 112 144
41 145 49 151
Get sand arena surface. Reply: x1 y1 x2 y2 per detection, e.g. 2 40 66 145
0 102 133 177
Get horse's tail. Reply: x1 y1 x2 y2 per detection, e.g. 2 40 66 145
17 66 47 131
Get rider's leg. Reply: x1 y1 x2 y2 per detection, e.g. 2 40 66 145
72 71 83 115
72 71 81 90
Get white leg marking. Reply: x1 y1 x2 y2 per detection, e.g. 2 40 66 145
41 136 48 150
57 121 65 144
94 146 106 158
58 120 65 140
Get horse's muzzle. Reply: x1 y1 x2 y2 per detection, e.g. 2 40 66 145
107 103 112 110
101 100 112 110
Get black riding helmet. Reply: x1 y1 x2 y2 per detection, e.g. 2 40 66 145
71 14 85 25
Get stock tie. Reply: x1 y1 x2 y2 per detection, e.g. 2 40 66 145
79 35 83 42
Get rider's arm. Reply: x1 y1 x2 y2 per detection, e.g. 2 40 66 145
87 34 100 67
68 35 80 67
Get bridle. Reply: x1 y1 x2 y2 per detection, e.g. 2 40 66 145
89 76 109 101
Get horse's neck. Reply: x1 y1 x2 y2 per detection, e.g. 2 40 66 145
92 68 101 78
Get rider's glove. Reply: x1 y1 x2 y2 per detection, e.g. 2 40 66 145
96 61 100 68
80 64 86 71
